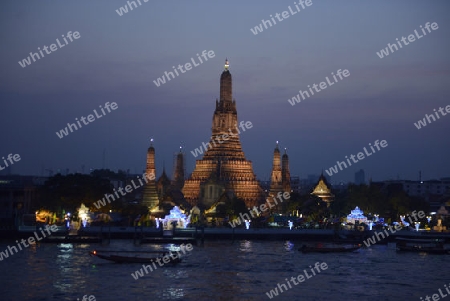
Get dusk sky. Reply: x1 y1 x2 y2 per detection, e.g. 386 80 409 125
1 0 449 184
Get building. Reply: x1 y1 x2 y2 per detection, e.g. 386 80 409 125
290 176 300 194
355 169 365 185
311 173 335 207
182 59 265 208
382 179 450 197
0 175 43 228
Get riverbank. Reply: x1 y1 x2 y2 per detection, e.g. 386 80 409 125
3 226 449 243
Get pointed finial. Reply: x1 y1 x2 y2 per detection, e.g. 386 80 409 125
150 138 154 145
284 147 287 154
225 58 229 70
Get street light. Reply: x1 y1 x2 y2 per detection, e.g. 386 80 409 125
245 220 250 230
414 222 420 232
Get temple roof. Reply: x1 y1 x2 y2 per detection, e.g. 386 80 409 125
311 173 334 197
157 167 170 186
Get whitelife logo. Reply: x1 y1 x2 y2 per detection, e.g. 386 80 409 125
325 140 388 176
265 261 328 299
55 102 118 139
414 105 450 129
0 225 58 261
115 0 149 16
18 31 81 68
130 243 193 280
228 192 290 228
287 69 350 106
376 22 439 59
250 0 313 35
363 210 425 247
0 153 21 171
93 172 155 209
153 50 215 87
190 121 253 158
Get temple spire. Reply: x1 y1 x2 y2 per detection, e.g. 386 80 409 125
270 141 282 197
282 147 291 194
142 139 159 210
220 59 232 104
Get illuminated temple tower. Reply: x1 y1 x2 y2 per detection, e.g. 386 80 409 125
282 148 291 193
141 139 160 210
182 59 265 208
269 141 283 196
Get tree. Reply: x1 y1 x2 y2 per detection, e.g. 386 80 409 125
37 172 112 214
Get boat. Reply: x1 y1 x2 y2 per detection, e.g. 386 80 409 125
299 243 361 253
396 237 450 254
89 250 182 264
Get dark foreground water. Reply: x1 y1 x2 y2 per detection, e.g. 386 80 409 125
0 239 447 301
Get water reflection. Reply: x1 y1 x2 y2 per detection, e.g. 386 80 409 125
0 240 448 301
239 240 252 252
284 240 294 251
162 287 184 299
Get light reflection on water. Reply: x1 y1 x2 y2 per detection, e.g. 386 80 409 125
0 239 447 301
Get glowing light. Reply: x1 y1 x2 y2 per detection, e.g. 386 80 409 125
415 222 420 231
161 206 190 229
346 206 368 224
245 220 251 230
400 215 410 227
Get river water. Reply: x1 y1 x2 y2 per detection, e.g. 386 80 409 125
0 239 447 301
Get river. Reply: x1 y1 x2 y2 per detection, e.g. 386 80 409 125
0 239 447 301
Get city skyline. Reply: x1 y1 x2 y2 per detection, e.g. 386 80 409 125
1 0 450 184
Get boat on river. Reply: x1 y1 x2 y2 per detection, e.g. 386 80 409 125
396 237 449 254
89 250 182 264
299 243 361 253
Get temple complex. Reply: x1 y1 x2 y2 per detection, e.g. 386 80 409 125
182 59 265 208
